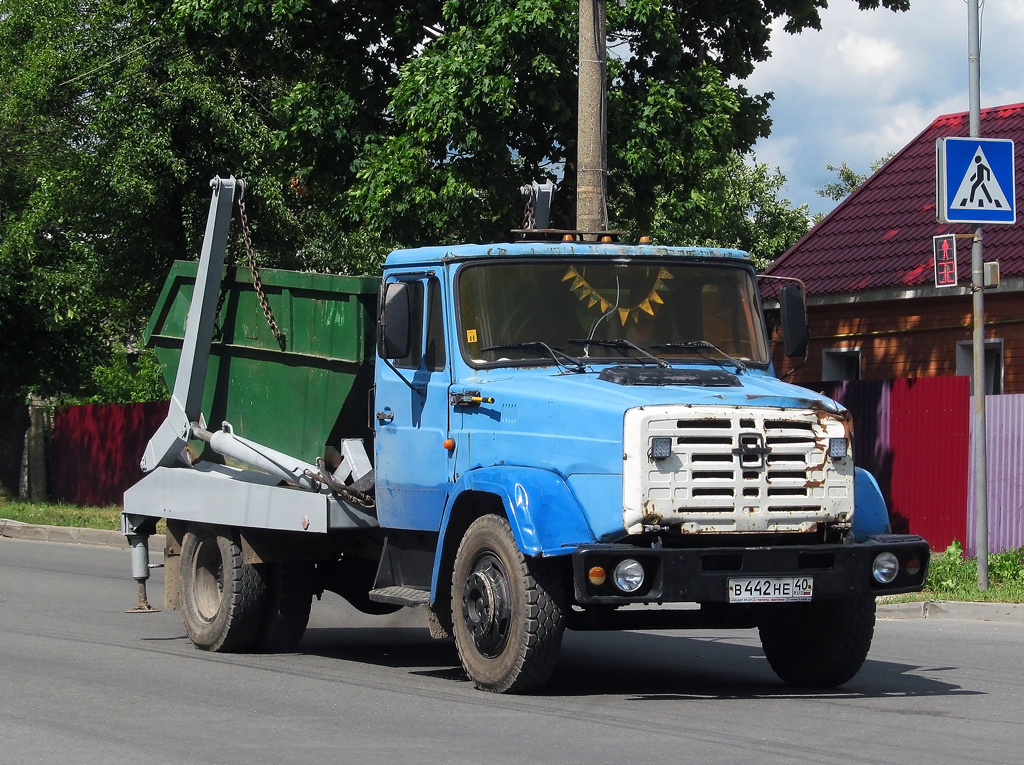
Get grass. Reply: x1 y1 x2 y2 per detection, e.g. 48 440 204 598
0 497 124 530
3 499 1022 604
0 497 167 535
882 540 1024 604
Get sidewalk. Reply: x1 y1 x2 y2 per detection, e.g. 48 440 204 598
2 517 1022 624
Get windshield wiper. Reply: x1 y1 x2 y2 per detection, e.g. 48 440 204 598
568 338 669 368
653 341 747 373
481 342 588 373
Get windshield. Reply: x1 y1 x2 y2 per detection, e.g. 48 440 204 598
457 260 769 367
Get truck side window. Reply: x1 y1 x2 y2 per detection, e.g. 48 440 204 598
425 278 446 372
393 281 424 370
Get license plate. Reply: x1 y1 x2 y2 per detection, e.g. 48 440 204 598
728 576 813 603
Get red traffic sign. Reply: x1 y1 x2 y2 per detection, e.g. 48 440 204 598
933 235 958 287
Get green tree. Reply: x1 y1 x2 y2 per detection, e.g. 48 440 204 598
817 152 896 202
0 0 417 399
0 0 274 400
0 0 909 401
347 0 908 245
647 153 811 269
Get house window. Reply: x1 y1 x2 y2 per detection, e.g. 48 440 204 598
822 348 861 381
956 339 1003 395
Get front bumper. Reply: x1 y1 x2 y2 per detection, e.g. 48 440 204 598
571 534 930 605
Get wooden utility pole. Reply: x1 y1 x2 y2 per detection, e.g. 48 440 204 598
577 0 607 233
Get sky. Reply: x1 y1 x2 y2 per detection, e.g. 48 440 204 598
745 0 1024 217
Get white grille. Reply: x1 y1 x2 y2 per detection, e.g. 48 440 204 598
623 405 854 534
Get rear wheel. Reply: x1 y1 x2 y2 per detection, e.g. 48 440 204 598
179 525 266 652
451 514 565 693
759 596 876 687
255 561 314 652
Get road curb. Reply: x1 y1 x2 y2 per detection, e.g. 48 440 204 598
877 600 1024 624
0 519 166 552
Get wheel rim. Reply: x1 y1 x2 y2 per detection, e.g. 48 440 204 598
192 535 225 623
461 551 511 659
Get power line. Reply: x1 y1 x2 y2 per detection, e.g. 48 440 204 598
57 38 161 87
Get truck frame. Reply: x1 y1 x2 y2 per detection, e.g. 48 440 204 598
123 177 929 693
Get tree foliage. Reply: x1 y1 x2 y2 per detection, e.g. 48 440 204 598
817 152 896 202
647 153 811 270
0 0 908 400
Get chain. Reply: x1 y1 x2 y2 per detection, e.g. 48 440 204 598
521 195 536 230
237 193 286 348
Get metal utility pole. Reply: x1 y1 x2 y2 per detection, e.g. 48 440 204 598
967 0 989 589
577 0 608 234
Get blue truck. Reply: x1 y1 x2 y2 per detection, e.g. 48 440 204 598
123 177 929 693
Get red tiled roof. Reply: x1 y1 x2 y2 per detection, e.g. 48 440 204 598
765 103 1024 296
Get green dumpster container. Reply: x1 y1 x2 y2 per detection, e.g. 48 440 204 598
146 261 380 464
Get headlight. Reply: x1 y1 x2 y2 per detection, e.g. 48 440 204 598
872 552 900 584
650 436 673 461
613 559 645 593
829 437 848 459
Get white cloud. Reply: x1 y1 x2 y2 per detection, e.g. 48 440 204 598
836 34 902 77
746 0 1024 215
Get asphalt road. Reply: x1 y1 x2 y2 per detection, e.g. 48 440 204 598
2 537 1022 765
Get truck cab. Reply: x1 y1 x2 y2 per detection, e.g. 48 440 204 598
368 242 927 691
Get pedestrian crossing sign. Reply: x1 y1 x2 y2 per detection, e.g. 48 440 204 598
937 137 1015 224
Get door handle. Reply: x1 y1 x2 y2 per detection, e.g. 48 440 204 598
449 391 495 406
376 410 394 424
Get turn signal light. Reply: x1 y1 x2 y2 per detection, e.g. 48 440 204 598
443 438 455 451
587 566 607 586
903 557 922 577
562 234 575 241
639 236 652 244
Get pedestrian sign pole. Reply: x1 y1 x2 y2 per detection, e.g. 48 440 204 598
967 0 989 589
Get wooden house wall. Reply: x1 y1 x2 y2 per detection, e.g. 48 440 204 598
770 292 1024 393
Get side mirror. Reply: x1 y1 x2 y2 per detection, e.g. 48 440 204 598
380 282 411 360
779 284 809 359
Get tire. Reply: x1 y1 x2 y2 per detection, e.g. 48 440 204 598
179 525 266 652
758 596 876 687
451 514 566 693
255 561 314 652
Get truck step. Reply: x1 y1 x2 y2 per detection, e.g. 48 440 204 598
368 586 430 607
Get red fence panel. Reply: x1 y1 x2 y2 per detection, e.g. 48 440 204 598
50 401 169 507
889 377 970 551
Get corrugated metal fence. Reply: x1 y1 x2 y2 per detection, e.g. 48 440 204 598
50 401 168 507
822 377 971 552
821 378 1024 553
967 394 1024 557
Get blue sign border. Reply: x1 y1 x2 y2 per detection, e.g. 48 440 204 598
937 137 1016 225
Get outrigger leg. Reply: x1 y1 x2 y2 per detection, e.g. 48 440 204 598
123 514 160 613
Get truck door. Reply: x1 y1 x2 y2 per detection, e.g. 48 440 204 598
374 275 453 530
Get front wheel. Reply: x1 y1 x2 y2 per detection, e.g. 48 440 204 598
758 596 876 687
451 514 566 693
